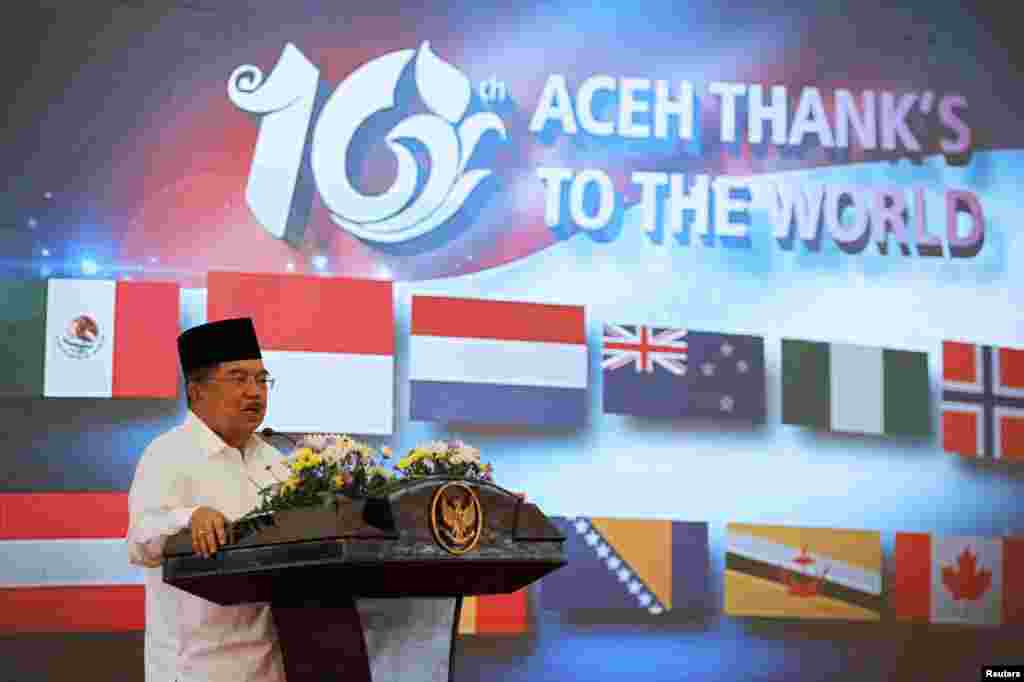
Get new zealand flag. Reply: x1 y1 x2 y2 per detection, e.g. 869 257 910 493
602 325 765 422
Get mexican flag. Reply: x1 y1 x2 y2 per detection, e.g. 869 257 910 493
782 339 930 436
894 533 1024 626
0 279 180 398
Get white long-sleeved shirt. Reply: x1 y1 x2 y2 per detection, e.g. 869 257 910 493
126 411 292 682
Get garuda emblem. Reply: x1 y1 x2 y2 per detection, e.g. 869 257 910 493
430 482 483 555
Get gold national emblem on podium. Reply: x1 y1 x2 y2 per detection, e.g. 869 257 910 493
430 482 483 555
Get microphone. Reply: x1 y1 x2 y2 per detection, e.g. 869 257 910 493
260 428 297 483
260 427 299 448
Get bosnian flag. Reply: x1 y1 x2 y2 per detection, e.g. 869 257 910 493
0 493 144 634
207 271 394 434
409 296 586 427
894 533 1024 626
0 279 180 398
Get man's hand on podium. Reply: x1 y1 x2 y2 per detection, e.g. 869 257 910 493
190 507 230 558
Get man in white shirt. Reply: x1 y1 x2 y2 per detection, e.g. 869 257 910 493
127 317 289 682
127 317 458 682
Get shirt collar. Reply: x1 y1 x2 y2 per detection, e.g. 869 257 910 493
185 410 264 458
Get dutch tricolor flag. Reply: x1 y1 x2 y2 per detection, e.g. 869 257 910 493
409 296 587 428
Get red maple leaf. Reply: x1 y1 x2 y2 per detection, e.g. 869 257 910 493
941 547 992 601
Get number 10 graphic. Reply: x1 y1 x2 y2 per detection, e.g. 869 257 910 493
228 42 507 246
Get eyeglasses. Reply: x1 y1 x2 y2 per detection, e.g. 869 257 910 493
205 375 276 390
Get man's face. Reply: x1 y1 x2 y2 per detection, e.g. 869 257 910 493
193 359 269 436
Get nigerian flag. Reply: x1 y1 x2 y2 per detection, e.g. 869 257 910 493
782 339 930 437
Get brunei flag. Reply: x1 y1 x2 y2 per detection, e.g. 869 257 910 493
0 279 180 398
540 517 709 616
725 523 883 621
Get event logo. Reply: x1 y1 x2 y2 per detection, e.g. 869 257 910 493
57 315 104 359
229 42 507 245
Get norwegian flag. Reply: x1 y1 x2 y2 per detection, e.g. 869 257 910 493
602 325 688 375
942 341 1024 461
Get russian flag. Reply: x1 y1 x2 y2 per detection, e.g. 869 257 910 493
409 296 587 427
207 271 394 434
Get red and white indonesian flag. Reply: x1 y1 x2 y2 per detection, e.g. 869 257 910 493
894 532 1024 626
206 271 394 434
0 279 179 398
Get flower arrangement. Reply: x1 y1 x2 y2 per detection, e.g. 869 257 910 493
233 435 493 538
396 439 493 481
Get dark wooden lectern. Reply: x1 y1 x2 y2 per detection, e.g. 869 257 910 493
162 478 566 681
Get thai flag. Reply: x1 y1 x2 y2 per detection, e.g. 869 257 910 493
409 296 587 427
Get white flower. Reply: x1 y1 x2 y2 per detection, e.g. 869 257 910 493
301 434 330 451
319 443 343 464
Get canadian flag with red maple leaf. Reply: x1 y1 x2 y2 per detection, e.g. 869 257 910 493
894 533 1024 625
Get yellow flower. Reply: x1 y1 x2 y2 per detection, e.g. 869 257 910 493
290 448 324 473
332 473 346 488
282 476 300 493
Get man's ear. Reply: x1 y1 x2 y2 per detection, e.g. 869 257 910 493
186 381 202 406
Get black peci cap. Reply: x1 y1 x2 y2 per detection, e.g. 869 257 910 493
177 317 262 374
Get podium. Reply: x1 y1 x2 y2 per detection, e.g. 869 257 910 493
162 478 566 681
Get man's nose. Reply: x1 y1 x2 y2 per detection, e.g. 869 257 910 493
242 381 263 398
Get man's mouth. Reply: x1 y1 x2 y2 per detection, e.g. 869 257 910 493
243 405 264 415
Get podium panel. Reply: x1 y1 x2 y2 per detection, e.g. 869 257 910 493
161 479 565 682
